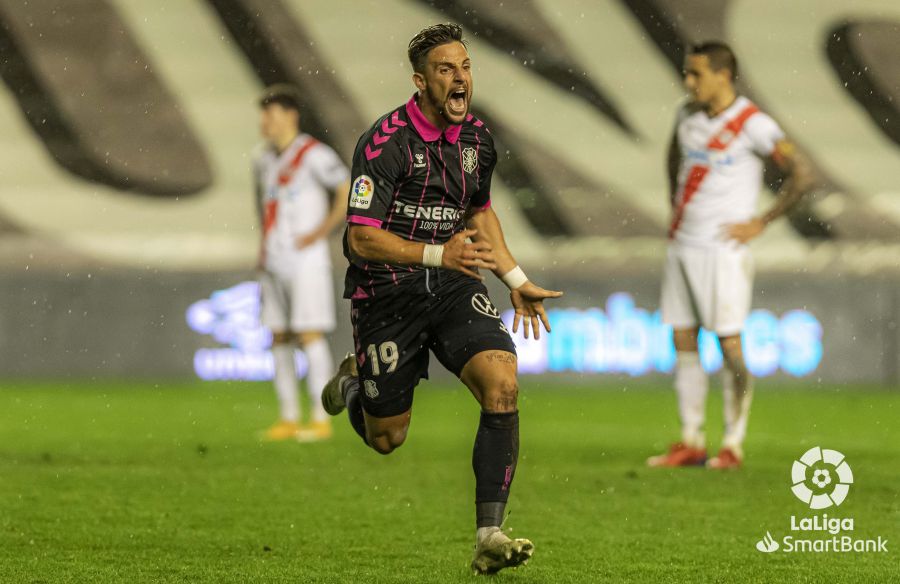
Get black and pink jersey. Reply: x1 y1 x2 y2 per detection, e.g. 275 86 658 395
342 94 496 299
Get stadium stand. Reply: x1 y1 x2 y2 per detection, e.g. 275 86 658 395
0 0 898 381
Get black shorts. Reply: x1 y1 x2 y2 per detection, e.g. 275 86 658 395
350 270 516 418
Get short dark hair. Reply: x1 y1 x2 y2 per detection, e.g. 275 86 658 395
259 83 302 114
408 23 466 72
690 41 738 81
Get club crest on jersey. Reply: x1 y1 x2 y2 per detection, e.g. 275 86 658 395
715 128 736 147
462 147 478 174
364 379 379 398
349 175 374 209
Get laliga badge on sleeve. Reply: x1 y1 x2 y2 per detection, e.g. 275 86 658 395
349 175 374 209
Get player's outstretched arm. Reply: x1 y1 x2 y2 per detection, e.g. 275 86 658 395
466 207 563 339
347 225 497 279
725 139 815 243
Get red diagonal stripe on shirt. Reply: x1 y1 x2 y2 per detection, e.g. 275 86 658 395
668 103 760 239
263 199 278 236
277 138 319 185
668 166 710 238
707 104 759 150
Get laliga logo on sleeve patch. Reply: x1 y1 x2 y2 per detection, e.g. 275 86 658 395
350 175 374 209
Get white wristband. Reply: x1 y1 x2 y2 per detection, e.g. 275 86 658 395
422 244 444 268
501 265 528 290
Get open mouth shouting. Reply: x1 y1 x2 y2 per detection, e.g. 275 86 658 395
445 86 469 120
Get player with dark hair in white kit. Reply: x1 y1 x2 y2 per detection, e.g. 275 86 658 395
648 42 813 469
254 84 351 442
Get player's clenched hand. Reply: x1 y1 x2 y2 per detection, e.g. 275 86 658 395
441 229 497 280
510 282 563 340
723 218 765 244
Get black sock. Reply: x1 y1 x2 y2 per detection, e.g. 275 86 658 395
342 377 368 444
473 410 519 528
476 502 507 531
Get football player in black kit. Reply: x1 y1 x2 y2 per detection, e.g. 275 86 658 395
321 23 562 574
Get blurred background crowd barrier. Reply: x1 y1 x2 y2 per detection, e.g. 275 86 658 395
0 0 898 383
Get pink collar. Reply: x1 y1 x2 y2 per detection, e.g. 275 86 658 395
405 94 462 144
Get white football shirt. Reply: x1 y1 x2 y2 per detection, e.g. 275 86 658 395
671 96 784 247
254 134 349 272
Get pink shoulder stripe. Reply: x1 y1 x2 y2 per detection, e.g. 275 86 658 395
347 215 383 228
364 109 406 160
465 113 485 128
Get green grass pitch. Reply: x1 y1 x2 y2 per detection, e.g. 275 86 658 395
1 379 897 583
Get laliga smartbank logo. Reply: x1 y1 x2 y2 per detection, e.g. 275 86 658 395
790 446 852 509
755 447 888 554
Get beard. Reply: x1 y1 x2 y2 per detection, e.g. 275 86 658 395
423 84 468 125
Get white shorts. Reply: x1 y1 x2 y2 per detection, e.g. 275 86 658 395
660 243 754 337
259 265 336 333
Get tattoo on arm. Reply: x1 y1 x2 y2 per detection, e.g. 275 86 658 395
762 140 814 225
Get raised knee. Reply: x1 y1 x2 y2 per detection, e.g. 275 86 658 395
368 427 408 455
370 438 396 455
483 377 518 412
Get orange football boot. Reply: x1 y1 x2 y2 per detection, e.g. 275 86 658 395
706 447 742 469
646 442 707 467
